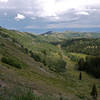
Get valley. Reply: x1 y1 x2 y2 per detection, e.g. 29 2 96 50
0 27 100 100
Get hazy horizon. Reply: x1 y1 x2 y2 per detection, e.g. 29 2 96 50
2 26 100 34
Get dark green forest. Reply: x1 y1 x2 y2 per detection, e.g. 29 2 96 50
60 38 100 56
78 56 100 78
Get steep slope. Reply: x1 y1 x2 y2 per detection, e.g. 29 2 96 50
0 33 69 100
0 27 67 73
0 28 76 99
0 27 58 52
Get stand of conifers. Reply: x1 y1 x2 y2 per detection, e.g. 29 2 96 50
91 84 98 100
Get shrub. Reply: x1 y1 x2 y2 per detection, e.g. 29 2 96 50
47 57 66 73
1 56 27 69
30 52 41 62
0 32 9 38
68 54 80 62
30 51 66 73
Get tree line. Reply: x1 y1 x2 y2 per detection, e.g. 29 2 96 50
78 56 100 78
60 38 100 56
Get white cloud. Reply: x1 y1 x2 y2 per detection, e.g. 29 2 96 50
15 13 25 21
31 0 100 17
0 0 8 3
76 11 89 15
1 0 100 17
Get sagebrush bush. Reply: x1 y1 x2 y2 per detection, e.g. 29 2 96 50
1 56 27 69
47 58 66 73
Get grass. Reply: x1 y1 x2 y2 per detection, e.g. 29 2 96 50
0 87 69 100
69 53 87 59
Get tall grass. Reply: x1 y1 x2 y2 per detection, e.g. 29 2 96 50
0 88 69 100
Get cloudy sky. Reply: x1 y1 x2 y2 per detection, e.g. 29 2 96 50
0 0 100 33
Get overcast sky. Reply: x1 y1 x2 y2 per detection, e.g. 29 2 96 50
0 0 100 33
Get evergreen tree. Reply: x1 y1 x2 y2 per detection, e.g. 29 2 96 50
21 45 23 48
60 96 63 100
24 48 28 54
59 93 63 100
91 84 98 100
29 50 32 54
30 52 33 58
78 58 84 70
79 72 82 80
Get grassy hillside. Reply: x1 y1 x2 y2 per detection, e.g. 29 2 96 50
0 27 67 73
0 27 59 52
0 27 100 100
0 32 69 99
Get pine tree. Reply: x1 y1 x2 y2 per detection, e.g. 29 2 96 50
24 48 28 54
29 50 32 54
91 84 98 100
60 96 63 100
59 93 63 100
79 72 82 80
78 58 84 70
21 45 23 48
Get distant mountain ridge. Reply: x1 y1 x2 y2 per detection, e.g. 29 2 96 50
38 30 100 42
42 31 54 35
1 26 100 43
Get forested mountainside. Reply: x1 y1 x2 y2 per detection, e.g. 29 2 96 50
60 38 100 56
